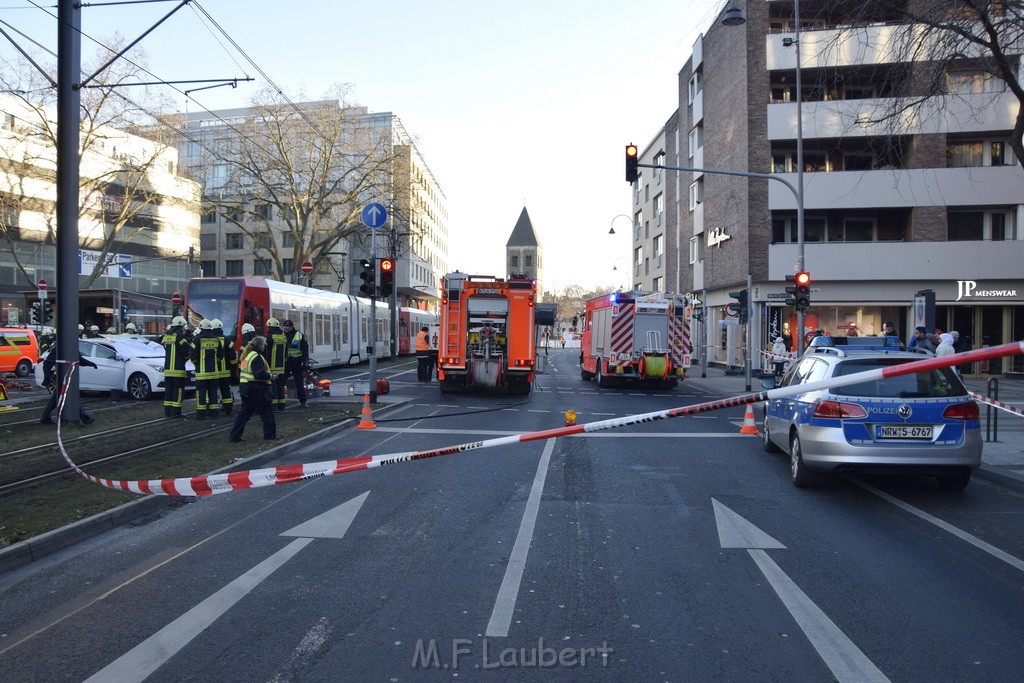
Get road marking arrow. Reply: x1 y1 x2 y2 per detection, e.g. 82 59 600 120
86 492 370 683
712 499 890 683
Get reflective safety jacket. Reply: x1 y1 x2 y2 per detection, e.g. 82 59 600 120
286 329 308 364
190 330 223 381
267 328 287 372
415 330 430 352
162 329 190 378
216 335 237 379
240 350 271 385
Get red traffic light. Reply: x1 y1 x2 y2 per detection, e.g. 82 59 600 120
626 144 638 158
625 143 639 183
795 271 810 285
380 257 395 272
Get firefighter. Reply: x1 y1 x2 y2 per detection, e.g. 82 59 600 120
282 319 309 407
125 322 139 339
161 316 190 418
240 322 258 347
265 318 288 411
229 335 277 442
211 319 236 415
190 319 222 420
415 326 431 381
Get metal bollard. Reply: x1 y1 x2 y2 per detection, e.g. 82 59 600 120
985 377 999 443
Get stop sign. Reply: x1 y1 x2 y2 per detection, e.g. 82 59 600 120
38 278 47 291
171 292 182 305
300 260 314 275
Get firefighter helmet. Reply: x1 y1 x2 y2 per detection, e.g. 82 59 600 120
125 323 137 331
106 327 117 334
170 316 187 328
78 324 84 331
199 319 214 330
266 317 280 327
89 325 99 332
210 319 223 329
241 323 256 334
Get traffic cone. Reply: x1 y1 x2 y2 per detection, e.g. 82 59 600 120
739 404 759 435
356 393 376 430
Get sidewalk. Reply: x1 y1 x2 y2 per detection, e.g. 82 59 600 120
684 363 1024 491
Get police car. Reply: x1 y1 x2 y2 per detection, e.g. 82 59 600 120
760 336 980 490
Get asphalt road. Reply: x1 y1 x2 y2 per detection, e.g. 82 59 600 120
1 350 1023 681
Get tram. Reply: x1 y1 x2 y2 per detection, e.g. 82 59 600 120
397 306 440 355
184 277 399 368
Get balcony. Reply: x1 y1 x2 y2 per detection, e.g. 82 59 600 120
768 165 1024 211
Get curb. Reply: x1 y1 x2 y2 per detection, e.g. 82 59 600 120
974 464 1024 493
0 399 409 575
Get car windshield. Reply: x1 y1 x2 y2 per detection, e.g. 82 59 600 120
831 358 967 398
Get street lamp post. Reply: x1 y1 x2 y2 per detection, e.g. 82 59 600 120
724 1 806 350
608 213 632 235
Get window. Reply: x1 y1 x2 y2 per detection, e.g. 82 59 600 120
199 233 217 249
946 71 1006 94
653 234 664 257
805 218 827 242
688 181 703 211
949 209 1016 240
653 276 663 292
654 152 666 183
689 236 700 264
282 258 294 274
634 210 643 239
225 260 244 276
654 193 664 222
255 232 274 249
948 141 984 167
225 233 244 250
256 204 273 220
509 254 519 268
281 232 296 247
254 259 272 276
634 246 643 265
200 210 217 224
844 218 875 241
688 126 702 158
2 112 14 130
200 260 216 276
525 254 533 269
771 154 791 173
844 152 873 171
688 71 702 103
990 141 1018 166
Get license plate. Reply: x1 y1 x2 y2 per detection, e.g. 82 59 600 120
875 425 933 440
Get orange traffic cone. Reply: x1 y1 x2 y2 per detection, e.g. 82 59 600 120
356 393 376 430
739 404 759 435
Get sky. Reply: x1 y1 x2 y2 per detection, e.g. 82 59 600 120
0 0 726 293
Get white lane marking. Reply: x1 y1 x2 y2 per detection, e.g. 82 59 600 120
749 550 890 683
850 478 1024 574
485 439 556 637
527 409 549 413
280 491 369 539
712 499 786 549
86 539 314 683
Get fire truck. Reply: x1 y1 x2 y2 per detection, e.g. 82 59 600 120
436 272 538 395
580 291 692 389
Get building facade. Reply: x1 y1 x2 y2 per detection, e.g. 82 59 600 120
0 94 201 333
634 0 1024 376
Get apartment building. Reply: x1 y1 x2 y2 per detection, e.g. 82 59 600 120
180 103 448 311
0 94 200 332
635 0 1024 375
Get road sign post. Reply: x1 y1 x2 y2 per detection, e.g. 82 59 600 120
361 203 388 404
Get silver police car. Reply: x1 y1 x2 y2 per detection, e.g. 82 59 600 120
761 337 981 490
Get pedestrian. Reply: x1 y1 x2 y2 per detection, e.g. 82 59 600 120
229 335 277 442
282 319 309 407
771 336 788 379
87 325 100 338
78 324 84 339
935 333 955 358
951 330 968 353
189 319 222 420
211 319 236 415
161 315 190 417
39 350 98 425
265 318 288 410
561 338 566 349
882 321 897 338
908 326 937 352
415 325 431 381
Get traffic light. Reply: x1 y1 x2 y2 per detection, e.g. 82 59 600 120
29 301 40 324
119 303 129 325
358 258 374 297
43 299 53 323
625 143 639 183
727 289 749 324
794 271 812 311
785 275 798 307
378 257 395 297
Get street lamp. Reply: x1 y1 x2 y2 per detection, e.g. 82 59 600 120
609 213 632 235
723 1 806 350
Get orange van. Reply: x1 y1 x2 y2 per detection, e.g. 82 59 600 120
0 328 40 377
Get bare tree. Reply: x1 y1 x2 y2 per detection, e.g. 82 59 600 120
808 0 1023 164
545 284 620 324
179 84 411 283
0 39 192 287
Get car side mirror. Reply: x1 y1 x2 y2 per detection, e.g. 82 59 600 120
761 378 777 390
113 354 123 361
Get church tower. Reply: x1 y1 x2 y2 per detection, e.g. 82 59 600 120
505 207 543 299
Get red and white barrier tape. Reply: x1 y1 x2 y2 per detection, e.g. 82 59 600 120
55 341 1024 497
757 349 797 362
969 391 1024 418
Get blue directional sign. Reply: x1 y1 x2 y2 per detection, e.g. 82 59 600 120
117 254 133 279
361 202 388 229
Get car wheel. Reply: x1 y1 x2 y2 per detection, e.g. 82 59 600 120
596 361 612 388
15 359 32 377
762 413 781 453
789 432 818 488
936 470 971 491
127 373 153 401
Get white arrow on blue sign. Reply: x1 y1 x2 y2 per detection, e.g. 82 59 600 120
361 202 387 229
